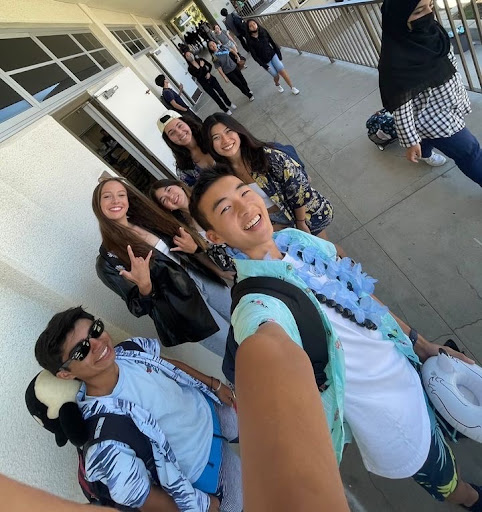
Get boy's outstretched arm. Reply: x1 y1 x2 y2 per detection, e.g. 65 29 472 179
236 322 349 512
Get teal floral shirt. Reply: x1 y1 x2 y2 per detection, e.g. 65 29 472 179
231 228 421 463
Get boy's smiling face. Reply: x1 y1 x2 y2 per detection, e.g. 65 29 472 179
200 175 277 259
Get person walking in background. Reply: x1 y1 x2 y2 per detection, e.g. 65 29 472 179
159 110 216 186
185 51 236 115
155 74 202 123
212 23 246 64
220 8 250 54
246 19 299 95
208 41 254 102
378 0 482 185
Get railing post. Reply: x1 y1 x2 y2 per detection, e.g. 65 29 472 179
441 0 474 90
305 11 335 63
358 4 381 56
280 15 302 55
455 0 482 89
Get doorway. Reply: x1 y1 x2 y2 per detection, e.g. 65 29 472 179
59 103 162 194
171 2 207 36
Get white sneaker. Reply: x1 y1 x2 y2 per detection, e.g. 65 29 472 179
420 152 446 167
249 95 255 102
291 87 300 95
226 109 233 116
230 103 237 110
276 84 284 93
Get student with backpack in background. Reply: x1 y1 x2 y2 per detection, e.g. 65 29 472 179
220 8 249 54
208 41 254 102
212 24 246 65
34 307 242 512
155 74 202 123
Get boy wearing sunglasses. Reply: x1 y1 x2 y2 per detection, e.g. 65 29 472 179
35 307 241 512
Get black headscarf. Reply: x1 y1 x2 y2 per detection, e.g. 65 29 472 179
378 0 456 112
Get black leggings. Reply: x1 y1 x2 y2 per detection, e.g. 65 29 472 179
226 67 252 98
202 77 233 112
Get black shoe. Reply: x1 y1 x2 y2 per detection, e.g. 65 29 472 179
444 339 462 352
463 484 482 511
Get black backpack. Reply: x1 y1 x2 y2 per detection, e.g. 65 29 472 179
80 412 159 510
223 277 329 388
77 341 160 510
231 12 246 34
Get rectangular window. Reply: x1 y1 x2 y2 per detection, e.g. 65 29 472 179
12 63 77 102
145 26 161 43
91 49 117 70
111 27 150 56
62 54 101 81
0 30 119 136
0 37 50 72
0 79 32 123
38 34 83 58
72 33 102 51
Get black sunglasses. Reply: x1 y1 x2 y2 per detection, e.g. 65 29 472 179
57 319 104 372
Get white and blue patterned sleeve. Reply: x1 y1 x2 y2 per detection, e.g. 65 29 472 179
131 337 161 357
85 440 211 511
231 293 303 347
85 441 151 508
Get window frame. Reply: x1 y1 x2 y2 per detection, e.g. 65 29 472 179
0 28 121 142
109 26 151 58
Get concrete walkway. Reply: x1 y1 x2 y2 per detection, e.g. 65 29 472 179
195 49 482 511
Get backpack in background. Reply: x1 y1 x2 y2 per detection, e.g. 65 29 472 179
366 109 398 151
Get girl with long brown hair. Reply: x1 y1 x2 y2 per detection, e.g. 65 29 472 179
92 177 231 356
159 111 215 187
202 113 334 238
150 178 235 279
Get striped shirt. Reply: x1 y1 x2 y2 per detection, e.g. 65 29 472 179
393 51 471 147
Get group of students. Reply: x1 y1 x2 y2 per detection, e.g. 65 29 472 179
179 16 300 112
31 1 482 511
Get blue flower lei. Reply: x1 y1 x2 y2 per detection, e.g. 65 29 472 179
228 232 389 329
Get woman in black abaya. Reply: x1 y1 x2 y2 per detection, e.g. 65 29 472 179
378 0 482 185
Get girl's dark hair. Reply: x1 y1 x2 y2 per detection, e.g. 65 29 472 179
92 177 203 267
202 113 270 174
246 18 264 33
207 40 218 60
149 178 192 222
161 116 207 171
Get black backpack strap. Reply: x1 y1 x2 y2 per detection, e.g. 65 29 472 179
227 277 329 388
84 413 159 487
116 340 146 353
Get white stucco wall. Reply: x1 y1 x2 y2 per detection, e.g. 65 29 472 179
0 116 222 500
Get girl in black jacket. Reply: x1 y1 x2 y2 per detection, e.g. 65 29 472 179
184 51 235 114
246 19 299 95
92 177 231 356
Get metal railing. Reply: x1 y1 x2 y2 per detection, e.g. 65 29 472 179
237 0 281 18
253 0 482 93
